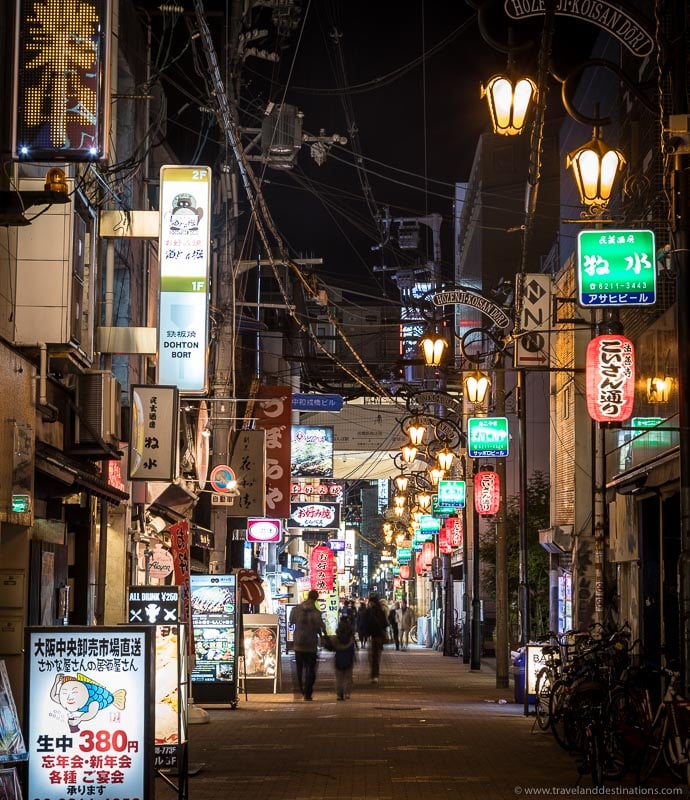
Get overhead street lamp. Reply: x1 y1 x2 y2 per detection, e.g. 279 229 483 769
481 73 537 137
420 328 448 368
566 121 626 213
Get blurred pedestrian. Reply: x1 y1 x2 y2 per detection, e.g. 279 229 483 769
397 600 413 650
332 618 356 700
365 594 388 682
356 599 368 649
289 589 326 700
388 601 400 650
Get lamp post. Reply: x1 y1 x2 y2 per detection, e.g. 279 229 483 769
465 370 491 671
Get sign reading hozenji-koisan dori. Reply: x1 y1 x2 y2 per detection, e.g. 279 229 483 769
25 626 154 800
577 229 656 307
158 166 212 392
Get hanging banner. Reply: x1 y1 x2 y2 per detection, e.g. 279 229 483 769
440 517 463 554
227 429 266 517
475 470 501 515
254 385 292 517
309 545 336 592
158 165 212 392
129 385 179 481
25 626 154 800
586 334 635 422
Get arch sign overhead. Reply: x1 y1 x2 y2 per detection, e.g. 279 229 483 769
503 0 654 58
432 289 511 331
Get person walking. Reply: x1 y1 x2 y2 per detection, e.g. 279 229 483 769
332 618 356 700
364 594 388 683
356 599 368 649
388 601 400 650
289 589 326 700
397 600 413 650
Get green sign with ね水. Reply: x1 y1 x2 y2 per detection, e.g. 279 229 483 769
577 229 656 307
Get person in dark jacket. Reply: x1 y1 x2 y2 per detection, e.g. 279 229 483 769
289 590 326 700
331 618 356 700
364 594 388 683
356 600 368 649
388 601 400 650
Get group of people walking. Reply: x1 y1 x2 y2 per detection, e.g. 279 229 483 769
289 591 414 702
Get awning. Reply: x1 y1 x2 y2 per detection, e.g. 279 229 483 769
147 481 198 521
35 447 129 506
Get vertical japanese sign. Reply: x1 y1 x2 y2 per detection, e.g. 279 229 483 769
158 165 211 392
577 229 656 307
169 520 193 659
585 335 635 422
227 429 267 517
13 0 111 161
128 385 179 481
474 470 501 515
253 385 292 517
309 545 336 592
25 626 153 800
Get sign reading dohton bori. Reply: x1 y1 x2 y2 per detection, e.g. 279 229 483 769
25 626 154 800
158 165 212 392
577 229 656 307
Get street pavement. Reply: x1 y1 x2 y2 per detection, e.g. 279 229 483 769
158 644 689 800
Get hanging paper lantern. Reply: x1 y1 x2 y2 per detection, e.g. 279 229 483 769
475 470 501 515
421 540 435 571
399 564 410 580
585 334 635 422
439 517 463 553
309 545 336 592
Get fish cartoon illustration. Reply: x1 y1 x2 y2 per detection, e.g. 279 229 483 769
50 673 126 732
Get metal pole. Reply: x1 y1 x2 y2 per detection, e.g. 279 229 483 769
494 361 510 687
517 369 530 645
462 490 470 664
471 458 482 670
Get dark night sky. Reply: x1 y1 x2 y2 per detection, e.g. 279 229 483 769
159 1 600 294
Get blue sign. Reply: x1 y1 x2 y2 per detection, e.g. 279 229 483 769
292 393 343 412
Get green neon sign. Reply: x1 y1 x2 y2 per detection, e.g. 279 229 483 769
577 229 656 307
467 417 510 458
437 480 466 508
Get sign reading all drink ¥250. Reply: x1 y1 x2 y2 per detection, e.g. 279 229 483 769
577 229 656 307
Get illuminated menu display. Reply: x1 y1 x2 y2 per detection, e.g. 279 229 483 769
13 0 110 161
190 574 237 690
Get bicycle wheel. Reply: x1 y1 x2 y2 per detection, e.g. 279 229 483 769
535 668 553 730
590 727 605 787
409 625 418 644
662 728 687 782
637 709 666 784
550 679 574 750
606 688 647 778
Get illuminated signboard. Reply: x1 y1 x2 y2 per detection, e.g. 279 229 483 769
13 0 110 161
437 479 466 508
190 574 238 703
25 626 153 800
467 417 510 458
585 335 635 423
291 425 334 478
129 385 179 481
577 229 656 307
158 165 212 392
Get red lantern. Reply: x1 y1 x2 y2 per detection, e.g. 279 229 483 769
399 564 410 580
586 334 635 422
421 541 435 570
474 470 501 515
309 545 336 592
440 517 463 553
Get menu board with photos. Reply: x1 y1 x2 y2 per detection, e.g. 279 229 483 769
190 574 239 704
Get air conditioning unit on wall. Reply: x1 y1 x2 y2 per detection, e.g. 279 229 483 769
74 371 121 451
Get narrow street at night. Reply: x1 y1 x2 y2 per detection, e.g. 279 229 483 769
157 646 685 800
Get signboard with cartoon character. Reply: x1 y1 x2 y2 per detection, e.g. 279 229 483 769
25 626 154 800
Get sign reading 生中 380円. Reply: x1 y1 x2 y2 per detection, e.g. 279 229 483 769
158 165 212 392
25 626 154 800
